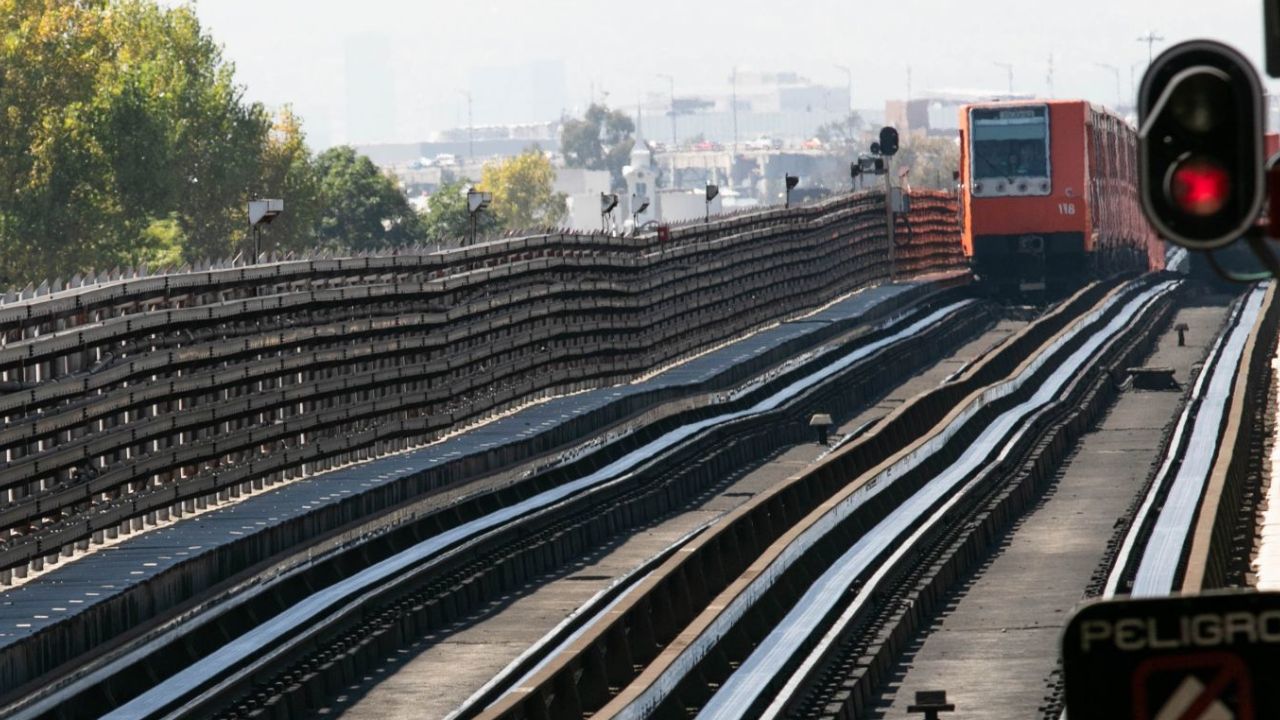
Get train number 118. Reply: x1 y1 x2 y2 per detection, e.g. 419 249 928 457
1058 203 1077 216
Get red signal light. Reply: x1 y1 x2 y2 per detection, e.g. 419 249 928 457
1169 157 1231 217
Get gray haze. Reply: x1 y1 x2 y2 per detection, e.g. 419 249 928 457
177 0 1275 147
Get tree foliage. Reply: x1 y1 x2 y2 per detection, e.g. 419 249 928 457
478 149 567 232
313 146 423 252
814 112 865 149
0 0 425 286
255 107 323 256
895 136 961 190
423 180 497 246
560 104 635 190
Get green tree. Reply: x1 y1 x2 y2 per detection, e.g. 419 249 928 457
560 104 635 190
313 146 424 252
478 149 567 232
895 136 961 190
255 107 322 255
423 180 498 245
0 0 270 280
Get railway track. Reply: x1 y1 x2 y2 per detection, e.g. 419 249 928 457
1106 284 1273 599
1 289 991 719
468 276 1181 720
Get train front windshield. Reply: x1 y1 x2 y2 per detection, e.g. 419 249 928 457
970 105 1051 188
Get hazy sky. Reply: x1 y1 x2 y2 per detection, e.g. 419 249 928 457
175 0 1277 148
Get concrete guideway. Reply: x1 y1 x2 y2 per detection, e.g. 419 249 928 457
0 280 937 680
871 301 1232 720
2 286 982 720
472 278 1171 720
355 324 1023 720
1104 284 1275 599
678 282 1179 720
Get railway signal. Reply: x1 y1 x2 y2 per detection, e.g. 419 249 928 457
879 127 899 157
1137 40 1266 251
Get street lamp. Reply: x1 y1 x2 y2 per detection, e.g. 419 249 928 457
467 188 491 245
600 192 619 232
248 198 284 261
458 89 474 160
632 195 650 232
705 183 719 222
784 174 799 209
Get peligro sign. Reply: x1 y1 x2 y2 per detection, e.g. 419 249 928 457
1076 609 1280 653
1063 592 1280 719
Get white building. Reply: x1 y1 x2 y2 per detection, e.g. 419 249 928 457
623 135 660 230
556 168 614 232
658 189 723 224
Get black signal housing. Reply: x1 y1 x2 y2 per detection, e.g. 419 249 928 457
1138 40 1266 250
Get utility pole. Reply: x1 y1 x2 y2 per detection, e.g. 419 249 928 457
731 66 739 159
1046 53 1055 98
992 62 1013 96
1095 63 1122 108
835 64 853 148
458 89 474 160
1137 31 1165 65
906 65 913 100
658 73 676 147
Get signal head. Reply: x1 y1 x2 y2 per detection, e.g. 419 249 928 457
879 127 899 156
1138 40 1265 250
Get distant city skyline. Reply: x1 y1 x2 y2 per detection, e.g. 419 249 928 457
172 0 1278 148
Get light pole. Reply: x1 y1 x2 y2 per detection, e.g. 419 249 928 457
1095 63 1122 108
835 64 853 147
731 66 739 159
248 199 283 262
600 193 619 233
466 188 491 245
705 183 719 223
657 73 676 147
632 195 650 233
992 62 1014 96
1137 31 1165 65
458 89 474 160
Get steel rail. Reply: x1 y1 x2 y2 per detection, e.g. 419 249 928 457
1099 285 1268 598
471 279 1129 720
611 281 1177 719
1054 282 1270 720
753 281 1179 719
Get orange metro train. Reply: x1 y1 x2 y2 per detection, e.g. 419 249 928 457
958 99 1165 296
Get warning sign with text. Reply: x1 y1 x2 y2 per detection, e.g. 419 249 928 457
1063 593 1280 719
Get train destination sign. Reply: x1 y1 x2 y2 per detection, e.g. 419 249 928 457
1063 592 1280 719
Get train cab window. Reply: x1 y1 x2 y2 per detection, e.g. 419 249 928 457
968 105 1051 197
